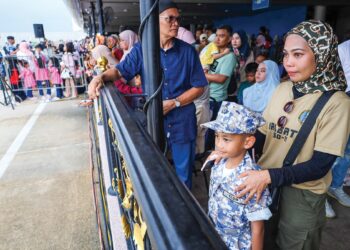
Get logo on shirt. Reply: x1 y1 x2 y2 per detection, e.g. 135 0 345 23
210 60 218 72
298 110 310 124
268 122 299 142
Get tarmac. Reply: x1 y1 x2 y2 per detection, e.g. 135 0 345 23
0 99 100 249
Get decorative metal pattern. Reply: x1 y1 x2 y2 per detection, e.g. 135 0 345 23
106 110 149 250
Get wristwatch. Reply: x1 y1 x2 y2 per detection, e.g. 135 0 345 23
174 97 181 108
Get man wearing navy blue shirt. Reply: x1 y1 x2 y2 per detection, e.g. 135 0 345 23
88 1 207 189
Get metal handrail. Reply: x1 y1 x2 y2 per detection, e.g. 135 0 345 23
99 84 227 250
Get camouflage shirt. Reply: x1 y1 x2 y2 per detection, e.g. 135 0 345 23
208 152 272 250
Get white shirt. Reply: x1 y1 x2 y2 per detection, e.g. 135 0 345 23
338 40 350 92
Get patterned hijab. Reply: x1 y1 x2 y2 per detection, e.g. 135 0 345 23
286 20 346 94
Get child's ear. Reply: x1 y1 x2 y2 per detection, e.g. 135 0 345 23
244 135 256 149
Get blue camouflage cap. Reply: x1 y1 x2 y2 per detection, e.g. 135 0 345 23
201 102 265 134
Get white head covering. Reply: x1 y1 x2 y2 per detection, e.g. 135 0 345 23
119 30 139 61
243 60 280 113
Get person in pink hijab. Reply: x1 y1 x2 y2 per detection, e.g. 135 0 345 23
119 30 139 61
177 27 196 45
17 42 35 71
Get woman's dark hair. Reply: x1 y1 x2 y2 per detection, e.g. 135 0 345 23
35 44 42 50
58 44 64 53
50 57 60 68
65 42 74 53
260 26 267 34
245 62 259 74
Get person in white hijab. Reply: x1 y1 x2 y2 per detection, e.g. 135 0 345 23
243 60 280 113
119 30 139 62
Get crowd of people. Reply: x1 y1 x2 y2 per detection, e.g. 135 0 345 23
2 0 350 249
0 31 143 104
87 1 350 249
0 37 86 102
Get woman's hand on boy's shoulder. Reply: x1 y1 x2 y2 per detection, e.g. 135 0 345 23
235 169 271 204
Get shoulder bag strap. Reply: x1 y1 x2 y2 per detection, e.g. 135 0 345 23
282 91 336 167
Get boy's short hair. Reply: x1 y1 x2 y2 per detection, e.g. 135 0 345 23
245 62 259 74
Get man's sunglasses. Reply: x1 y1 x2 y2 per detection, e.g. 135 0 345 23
159 15 181 24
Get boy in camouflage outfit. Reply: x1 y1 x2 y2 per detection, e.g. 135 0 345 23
201 102 272 250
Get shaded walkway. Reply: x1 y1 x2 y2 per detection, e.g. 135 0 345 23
0 100 99 249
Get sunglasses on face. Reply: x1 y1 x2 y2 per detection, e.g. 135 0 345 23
277 101 294 128
159 15 181 24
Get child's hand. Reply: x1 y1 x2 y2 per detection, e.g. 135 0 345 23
135 75 142 87
206 151 224 164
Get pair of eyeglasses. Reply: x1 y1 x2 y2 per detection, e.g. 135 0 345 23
277 101 294 128
159 15 181 24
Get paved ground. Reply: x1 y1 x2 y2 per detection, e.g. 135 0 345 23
0 99 100 250
192 161 350 250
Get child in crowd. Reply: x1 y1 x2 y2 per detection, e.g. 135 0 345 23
237 62 258 104
60 61 73 97
74 61 84 94
255 52 268 64
243 60 280 113
61 42 77 98
199 41 231 71
34 44 51 101
201 102 272 250
19 61 36 100
48 57 63 100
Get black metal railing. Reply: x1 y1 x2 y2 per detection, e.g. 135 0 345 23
91 84 227 250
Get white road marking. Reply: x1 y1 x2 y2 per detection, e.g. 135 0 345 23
0 102 47 178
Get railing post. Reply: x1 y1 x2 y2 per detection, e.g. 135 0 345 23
140 0 165 151
96 0 105 35
90 2 96 36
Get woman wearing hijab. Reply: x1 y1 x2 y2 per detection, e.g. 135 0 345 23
229 20 350 249
231 30 254 82
17 42 35 72
243 60 280 113
91 42 141 95
119 30 139 62
176 27 196 45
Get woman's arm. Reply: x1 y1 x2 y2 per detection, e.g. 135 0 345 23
235 150 336 202
251 221 264 250
268 150 336 188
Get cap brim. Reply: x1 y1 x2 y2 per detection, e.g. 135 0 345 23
201 120 221 130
